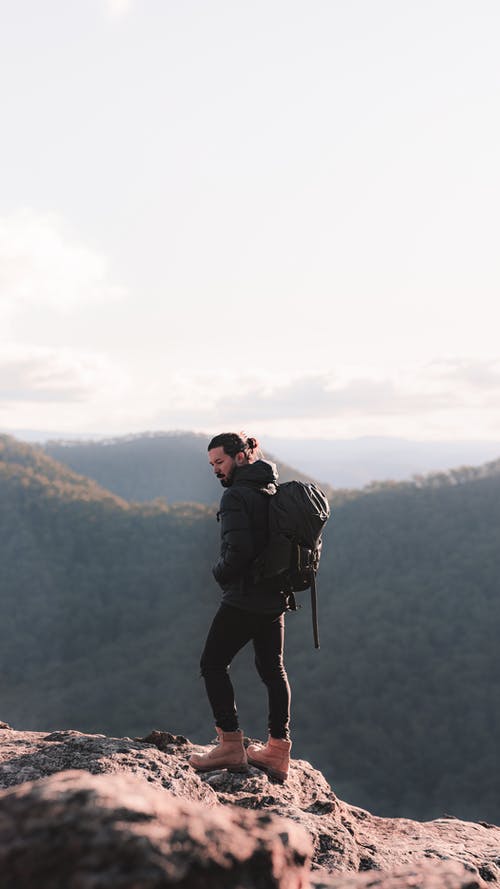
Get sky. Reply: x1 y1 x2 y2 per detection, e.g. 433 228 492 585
1 0 499 441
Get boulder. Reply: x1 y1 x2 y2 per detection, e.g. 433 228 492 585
0 768 312 888
0 725 498 887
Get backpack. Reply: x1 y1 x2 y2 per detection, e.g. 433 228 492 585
252 481 331 649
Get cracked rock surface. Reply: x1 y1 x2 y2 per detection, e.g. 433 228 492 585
0 724 498 889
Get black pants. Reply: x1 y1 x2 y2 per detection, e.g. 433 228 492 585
200 603 291 739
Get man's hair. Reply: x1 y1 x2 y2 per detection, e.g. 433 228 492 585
208 432 262 459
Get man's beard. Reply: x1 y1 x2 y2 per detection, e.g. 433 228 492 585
217 465 235 487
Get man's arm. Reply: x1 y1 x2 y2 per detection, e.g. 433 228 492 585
213 488 254 585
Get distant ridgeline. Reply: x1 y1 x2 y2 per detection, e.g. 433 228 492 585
1 433 499 825
43 431 330 505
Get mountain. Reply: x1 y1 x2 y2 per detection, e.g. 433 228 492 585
1 724 498 887
6 425 500 488
1 434 499 824
264 435 500 488
22 427 500 489
0 434 128 506
42 431 332 504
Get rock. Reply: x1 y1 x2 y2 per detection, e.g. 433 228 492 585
0 769 312 888
311 861 490 889
344 803 500 878
0 725 216 806
0 725 499 886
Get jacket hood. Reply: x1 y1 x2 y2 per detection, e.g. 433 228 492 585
231 459 278 495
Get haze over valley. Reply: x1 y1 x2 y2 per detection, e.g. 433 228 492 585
1 431 499 825
5 427 500 491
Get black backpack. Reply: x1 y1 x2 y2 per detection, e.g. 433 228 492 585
252 481 331 649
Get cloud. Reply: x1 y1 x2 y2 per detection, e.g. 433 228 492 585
430 359 500 391
210 373 456 422
0 210 124 318
104 0 133 19
0 345 119 404
112 357 500 444
207 359 500 426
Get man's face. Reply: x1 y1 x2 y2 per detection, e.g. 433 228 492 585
208 446 241 487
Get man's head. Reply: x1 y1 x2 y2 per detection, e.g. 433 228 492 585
208 432 261 487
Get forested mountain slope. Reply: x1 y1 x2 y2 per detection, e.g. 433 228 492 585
0 435 128 505
43 431 330 504
1 435 499 825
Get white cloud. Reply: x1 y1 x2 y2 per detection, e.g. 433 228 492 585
208 371 452 422
430 359 500 392
0 210 124 319
0 344 122 404
0 210 131 432
104 0 133 19
139 360 500 442
4 354 499 441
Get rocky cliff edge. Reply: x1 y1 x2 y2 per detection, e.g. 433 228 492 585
0 722 498 888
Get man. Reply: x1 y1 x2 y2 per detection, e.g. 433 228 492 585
189 431 292 782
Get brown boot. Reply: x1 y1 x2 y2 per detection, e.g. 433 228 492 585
189 727 248 773
247 735 292 782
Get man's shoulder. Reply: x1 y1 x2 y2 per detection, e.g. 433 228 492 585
219 486 245 506
219 482 263 508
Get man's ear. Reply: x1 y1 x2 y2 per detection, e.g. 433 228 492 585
235 451 247 466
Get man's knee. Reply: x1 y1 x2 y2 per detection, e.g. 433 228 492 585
254 655 287 684
200 655 230 679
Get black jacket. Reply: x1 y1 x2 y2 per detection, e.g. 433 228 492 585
212 460 285 614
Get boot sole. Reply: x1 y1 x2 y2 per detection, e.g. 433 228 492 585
247 756 288 783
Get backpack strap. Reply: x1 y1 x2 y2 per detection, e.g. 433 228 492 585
310 568 320 650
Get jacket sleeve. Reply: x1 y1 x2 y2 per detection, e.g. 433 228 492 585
212 488 255 586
